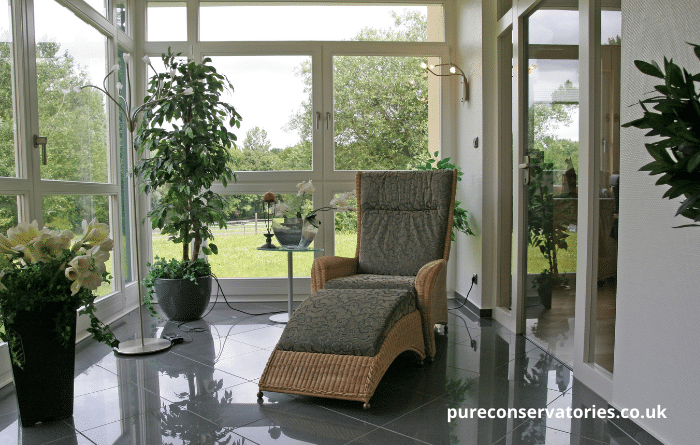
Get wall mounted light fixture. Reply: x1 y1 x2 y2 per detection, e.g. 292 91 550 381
421 62 469 102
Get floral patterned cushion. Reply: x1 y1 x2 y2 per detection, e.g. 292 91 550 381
323 274 416 291
357 170 453 276
276 288 417 357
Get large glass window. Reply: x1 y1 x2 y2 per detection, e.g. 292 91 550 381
209 56 313 171
35 0 110 183
333 55 431 171
200 4 440 42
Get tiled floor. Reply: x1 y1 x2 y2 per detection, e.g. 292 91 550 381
0 302 654 444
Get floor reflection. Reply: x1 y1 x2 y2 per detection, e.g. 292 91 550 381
0 302 648 444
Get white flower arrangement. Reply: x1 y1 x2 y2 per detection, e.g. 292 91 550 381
271 180 356 227
0 219 119 366
0 219 113 295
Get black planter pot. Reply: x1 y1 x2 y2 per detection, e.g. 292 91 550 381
155 276 212 321
9 302 77 427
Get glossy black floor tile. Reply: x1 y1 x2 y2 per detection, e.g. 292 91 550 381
0 303 660 445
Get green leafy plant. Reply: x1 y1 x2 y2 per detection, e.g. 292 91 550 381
622 42 700 226
417 152 475 239
0 220 118 367
134 49 241 262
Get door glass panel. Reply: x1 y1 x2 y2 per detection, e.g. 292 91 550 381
0 1 17 178
524 0 579 368
209 56 312 171
35 0 109 183
199 4 439 42
42 194 113 297
594 9 621 374
333 55 431 171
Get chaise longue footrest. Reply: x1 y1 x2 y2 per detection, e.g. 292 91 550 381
276 288 417 357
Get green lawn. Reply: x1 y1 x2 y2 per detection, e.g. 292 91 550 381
147 228 577 279
152 229 357 278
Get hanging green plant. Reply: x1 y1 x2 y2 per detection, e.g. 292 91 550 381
622 42 700 227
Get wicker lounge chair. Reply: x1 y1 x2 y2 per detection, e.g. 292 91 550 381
258 169 457 409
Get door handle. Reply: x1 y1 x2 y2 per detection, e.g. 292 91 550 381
519 155 530 185
34 135 48 165
315 112 321 130
326 112 331 130
518 155 530 169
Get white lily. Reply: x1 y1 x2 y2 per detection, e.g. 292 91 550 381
123 53 131 65
142 55 152 67
81 218 110 244
6 221 40 247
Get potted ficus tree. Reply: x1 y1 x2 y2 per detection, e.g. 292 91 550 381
135 49 241 321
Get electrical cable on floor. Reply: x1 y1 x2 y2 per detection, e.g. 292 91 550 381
210 274 287 316
447 279 478 350
161 274 284 347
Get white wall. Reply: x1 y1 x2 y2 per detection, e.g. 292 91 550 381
449 0 489 308
614 1 700 443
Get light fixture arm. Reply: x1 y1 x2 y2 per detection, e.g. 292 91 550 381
422 62 469 102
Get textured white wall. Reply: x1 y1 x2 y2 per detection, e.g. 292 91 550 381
450 0 487 308
614 1 700 443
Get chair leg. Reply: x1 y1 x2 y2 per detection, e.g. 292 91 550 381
363 402 371 410
257 391 264 399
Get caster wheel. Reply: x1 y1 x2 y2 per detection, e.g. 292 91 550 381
363 402 371 410
257 391 264 399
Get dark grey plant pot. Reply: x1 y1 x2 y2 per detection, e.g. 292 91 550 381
155 276 212 321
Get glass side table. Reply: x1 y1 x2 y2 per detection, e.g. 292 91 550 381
257 246 323 323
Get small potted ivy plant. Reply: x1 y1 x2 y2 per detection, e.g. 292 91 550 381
623 42 700 226
134 49 241 321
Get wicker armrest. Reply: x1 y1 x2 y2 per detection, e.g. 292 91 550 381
414 259 446 359
311 256 359 293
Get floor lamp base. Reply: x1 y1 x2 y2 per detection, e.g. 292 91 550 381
115 338 172 355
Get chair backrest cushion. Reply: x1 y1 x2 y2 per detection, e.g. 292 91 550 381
357 170 453 276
